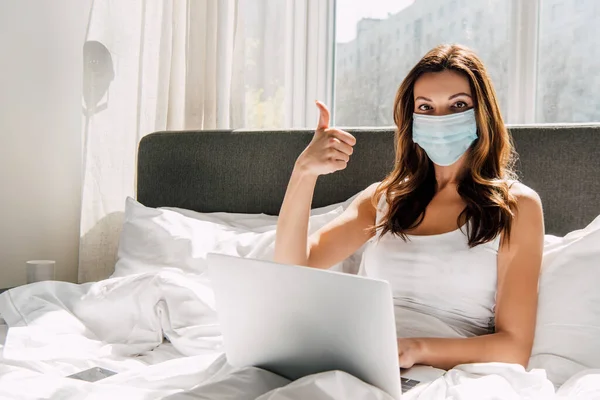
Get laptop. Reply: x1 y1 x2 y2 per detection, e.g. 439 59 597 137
207 253 434 398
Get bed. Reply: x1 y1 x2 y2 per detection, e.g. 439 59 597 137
0 125 599 399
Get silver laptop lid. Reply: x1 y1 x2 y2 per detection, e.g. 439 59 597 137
207 253 402 399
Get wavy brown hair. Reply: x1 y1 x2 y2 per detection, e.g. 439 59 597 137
372 44 518 247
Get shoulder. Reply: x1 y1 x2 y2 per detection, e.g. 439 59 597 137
505 181 544 240
346 182 381 207
355 181 381 204
508 181 543 215
349 182 381 220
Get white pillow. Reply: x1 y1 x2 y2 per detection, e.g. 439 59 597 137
310 192 359 216
113 197 348 278
528 214 600 386
164 192 360 230
164 192 364 273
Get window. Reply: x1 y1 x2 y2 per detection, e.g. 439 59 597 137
334 0 599 126
334 0 510 126
414 18 422 52
475 11 483 28
536 0 600 122
413 18 422 40
551 4 560 21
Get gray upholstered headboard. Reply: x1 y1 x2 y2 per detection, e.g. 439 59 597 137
137 125 600 236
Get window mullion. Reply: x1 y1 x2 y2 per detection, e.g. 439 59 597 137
507 0 540 124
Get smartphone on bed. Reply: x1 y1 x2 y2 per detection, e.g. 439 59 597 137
67 367 117 382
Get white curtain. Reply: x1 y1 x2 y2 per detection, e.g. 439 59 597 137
80 0 335 282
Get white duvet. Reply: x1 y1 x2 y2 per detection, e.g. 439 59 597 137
1 272 599 399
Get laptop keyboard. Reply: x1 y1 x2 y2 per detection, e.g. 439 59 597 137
401 377 420 392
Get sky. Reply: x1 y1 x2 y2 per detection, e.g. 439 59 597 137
335 0 415 43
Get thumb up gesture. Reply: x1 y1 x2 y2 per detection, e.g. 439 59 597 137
295 101 357 177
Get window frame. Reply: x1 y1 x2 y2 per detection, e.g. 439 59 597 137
507 0 540 124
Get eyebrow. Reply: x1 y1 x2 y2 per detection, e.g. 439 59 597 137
448 92 472 100
415 92 473 102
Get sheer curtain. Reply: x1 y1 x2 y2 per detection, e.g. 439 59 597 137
79 0 334 282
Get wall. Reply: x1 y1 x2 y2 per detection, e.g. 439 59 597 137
0 0 92 287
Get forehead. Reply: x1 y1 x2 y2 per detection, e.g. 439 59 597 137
413 70 471 97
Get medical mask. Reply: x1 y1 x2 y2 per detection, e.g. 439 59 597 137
412 108 478 166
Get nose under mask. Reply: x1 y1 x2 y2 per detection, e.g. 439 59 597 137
412 108 478 166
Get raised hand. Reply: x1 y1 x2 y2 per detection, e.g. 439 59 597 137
295 101 357 177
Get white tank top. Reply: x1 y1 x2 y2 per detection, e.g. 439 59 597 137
359 195 500 338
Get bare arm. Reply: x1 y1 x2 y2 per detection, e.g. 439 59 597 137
275 180 378 269
400 184 544 369
306 184 378 269
274 102 376 269
273 168 318 266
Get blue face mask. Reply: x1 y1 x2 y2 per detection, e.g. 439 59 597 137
412 108 478 166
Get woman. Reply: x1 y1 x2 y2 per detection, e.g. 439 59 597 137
274 44 544 371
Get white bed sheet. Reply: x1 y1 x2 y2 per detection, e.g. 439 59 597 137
1 273 600 400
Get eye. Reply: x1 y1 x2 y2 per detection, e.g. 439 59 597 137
418 104 432 111
452 101 468 109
